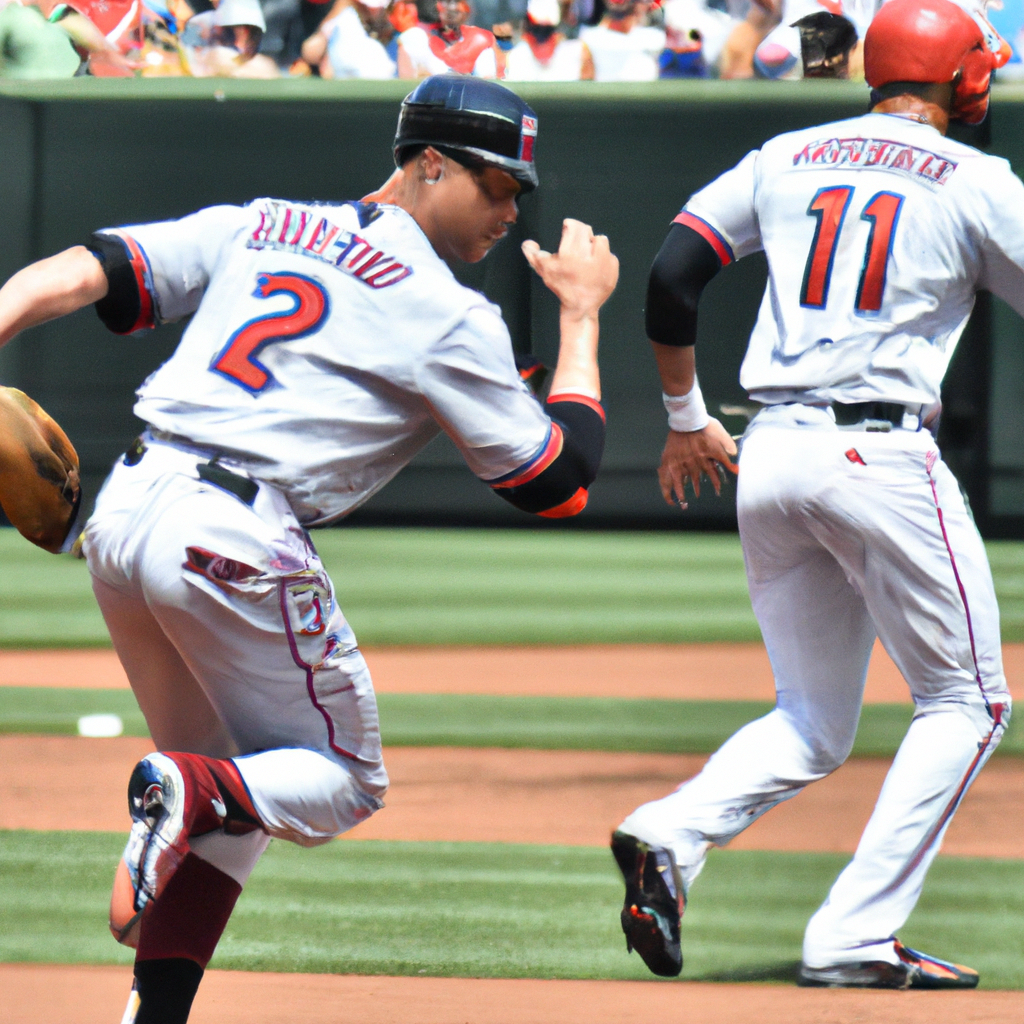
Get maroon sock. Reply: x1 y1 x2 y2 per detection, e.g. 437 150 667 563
133 853 242 1023
137 852 242 965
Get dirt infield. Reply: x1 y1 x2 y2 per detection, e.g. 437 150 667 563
3 964 1021 1024
2 735 1020 858
4 642 1023 702
3 646 1021 1023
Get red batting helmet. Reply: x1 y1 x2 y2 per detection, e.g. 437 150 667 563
864 0 1003 125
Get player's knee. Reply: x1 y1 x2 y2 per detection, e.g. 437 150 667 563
797 728 853 775
234 747 386 845
295 774 386 845
775 708 854 774
807 744 850 775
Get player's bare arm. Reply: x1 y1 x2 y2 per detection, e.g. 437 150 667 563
0 245 108 348
522 217 619 400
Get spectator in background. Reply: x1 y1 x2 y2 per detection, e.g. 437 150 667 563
751 0 877 78
718 0 777 77
987 0 1024 78
470 0 524 38
0 0 80 75
398 0 501 76
180 0 279 75
258 0 304 69
301 0 401 76
0 0 139 75
658 0 734 76
558 0 592 39
790 9 857 77
61 0 144 71
505 0 592 77
136 0 188 74
579 0 664 80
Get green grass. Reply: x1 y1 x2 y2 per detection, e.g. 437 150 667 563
2 686 1019 757
3 526 1024 646
0 527 756 646
0 832 1020 988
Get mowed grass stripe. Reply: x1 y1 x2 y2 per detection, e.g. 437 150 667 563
4 527 1024 646
1 831 1020 988
1 687 1020 757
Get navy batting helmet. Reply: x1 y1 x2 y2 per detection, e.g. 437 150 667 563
394 75 539 192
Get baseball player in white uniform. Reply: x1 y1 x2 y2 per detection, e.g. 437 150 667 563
612 0 1014 988
0 76 618 1023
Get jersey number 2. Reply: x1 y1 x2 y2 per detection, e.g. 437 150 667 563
212 273 329 394
800 187 904 315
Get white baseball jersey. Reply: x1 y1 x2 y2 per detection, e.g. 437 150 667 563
100 200 551 525
679 111 1024 408
324 6 396 79
504 36 588 81
579 22 665 81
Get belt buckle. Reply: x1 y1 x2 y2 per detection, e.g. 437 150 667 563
862 418 893 433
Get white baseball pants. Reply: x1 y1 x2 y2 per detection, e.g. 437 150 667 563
85 440 388 883
620 403 1010 968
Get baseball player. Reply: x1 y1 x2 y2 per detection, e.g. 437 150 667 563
612 0 1014 988
0 75 617 1024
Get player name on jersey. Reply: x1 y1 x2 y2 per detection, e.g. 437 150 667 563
793 136 958 187
248 200 414 289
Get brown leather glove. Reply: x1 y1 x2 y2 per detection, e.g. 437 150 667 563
0 386 80 552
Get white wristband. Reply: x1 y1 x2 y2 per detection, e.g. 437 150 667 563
663 382 709 433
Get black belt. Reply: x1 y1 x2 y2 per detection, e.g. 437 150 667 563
197 461 259 506
832 402 914 431
123 437 260 506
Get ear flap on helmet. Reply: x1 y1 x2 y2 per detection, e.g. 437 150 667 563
952 44 996 125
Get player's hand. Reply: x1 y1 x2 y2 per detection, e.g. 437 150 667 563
658 417 738 510
522 219 619 319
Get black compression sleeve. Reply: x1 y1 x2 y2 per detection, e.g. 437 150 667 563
491 398 606 517
87 232 143 335
644 222 724 347
547 398 604 482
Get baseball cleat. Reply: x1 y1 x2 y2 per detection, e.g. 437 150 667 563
610 829 685 977
798 940 979 989
110 753 190 946
110 752 246 946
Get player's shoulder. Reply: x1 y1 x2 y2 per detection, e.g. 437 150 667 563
237 197 494 319
756 112 1014 189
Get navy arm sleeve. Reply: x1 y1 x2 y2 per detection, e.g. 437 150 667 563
644 222 725 348
86 232 151 335
489 395 606 518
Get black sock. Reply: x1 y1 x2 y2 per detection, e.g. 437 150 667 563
134 958 205 1024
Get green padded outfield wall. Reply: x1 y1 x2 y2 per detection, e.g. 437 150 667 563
0 79 1020 533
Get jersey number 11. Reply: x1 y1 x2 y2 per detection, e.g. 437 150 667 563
800 187 905 315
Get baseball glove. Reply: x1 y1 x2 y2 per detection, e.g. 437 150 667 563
0 386 80 552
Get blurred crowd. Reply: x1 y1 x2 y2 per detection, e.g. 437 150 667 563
0 0 1021 83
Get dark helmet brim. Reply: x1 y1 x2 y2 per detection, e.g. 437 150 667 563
396 139 539 192
394 75 539 193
